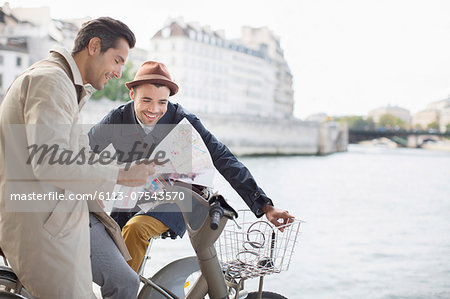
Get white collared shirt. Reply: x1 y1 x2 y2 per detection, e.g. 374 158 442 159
135 114 154 134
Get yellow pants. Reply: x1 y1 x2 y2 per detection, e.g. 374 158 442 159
122 215 169 272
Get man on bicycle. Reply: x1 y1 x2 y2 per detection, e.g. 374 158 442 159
88 61 294 278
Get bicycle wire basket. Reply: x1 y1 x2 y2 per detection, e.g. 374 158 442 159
215 209 303 280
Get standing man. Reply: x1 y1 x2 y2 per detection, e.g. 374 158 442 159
89 61 294 272
0 17 152 299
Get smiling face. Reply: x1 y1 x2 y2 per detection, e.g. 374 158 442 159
85 37 129 90
131 83 170 126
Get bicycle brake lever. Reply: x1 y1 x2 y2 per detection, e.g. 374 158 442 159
231 217 242 230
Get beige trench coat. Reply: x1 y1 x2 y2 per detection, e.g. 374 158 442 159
0 48 130 299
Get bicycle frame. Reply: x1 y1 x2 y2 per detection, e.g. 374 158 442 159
138 183 236 299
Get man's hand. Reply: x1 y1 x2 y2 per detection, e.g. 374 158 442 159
117 162 155 187
262 204 294 231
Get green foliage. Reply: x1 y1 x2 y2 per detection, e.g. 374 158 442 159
446 123 450 133
334 116 375 130
378 113 406 129
91 61 136 102
426 121 439 130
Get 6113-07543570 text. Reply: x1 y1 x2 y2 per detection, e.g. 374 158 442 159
9 191 185 201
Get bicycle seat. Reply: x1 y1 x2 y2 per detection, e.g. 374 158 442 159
160 229 177 240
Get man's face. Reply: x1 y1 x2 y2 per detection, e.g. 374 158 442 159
131 84 170 126
86 37 129 90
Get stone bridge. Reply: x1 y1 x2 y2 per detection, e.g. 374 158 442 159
349 129 450 147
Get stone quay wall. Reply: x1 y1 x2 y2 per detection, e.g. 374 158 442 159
197 113 348 156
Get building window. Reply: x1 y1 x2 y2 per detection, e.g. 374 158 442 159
189 30 196 40
16 57 22 67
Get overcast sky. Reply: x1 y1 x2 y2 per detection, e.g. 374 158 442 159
4 0 450 119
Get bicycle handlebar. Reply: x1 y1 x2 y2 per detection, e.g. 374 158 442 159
209 202 224 230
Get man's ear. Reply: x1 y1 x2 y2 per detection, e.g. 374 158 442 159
130 88 135 100
87 37 101 56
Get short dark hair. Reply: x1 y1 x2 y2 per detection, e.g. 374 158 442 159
72 17 136 54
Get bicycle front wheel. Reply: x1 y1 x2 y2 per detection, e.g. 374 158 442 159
246 291 287 299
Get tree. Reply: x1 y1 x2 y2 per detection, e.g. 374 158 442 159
378 113 406 129
414 124 423 130
91 61 136 102
334 116 375 130
426 121 439 130
446 123 450 133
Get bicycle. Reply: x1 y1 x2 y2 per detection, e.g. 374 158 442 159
0 183 302 299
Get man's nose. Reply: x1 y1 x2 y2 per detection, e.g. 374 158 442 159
114 69 121 79
147 103 159 113
113 66 122 79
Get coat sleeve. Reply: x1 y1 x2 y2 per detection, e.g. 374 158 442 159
185 113 273 217
22 69 119 195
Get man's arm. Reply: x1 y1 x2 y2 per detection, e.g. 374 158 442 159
184 113 294 227
23 70 119 194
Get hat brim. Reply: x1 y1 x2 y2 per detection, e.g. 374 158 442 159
125 79 178 96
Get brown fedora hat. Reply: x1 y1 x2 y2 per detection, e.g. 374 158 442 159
125 61 179 96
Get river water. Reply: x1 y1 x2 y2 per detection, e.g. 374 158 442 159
146 145 450 298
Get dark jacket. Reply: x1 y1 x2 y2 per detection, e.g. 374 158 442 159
88 101 273 237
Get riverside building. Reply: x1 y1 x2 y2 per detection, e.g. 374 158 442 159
368 105 412 128
148 18 294 119
412 97 450 132
146 18 347 155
